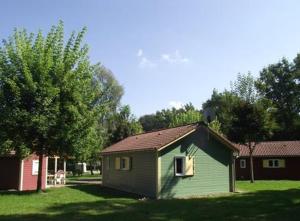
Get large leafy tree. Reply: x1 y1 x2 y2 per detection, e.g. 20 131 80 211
202 89 240 135
231 72 259 103
227 101 276 183
92 64 124 145
108 105 143 144
204 73 277 183
0 22 102 191
80 64 124 174
229 73 277 183
92 64 124 112
256 58 300 140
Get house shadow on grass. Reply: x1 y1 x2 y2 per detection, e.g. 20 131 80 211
1 185 300 221
68 184 142 199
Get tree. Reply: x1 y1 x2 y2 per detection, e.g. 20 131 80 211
202 89 240 135
0 21 102 191
227 101 276 183
169 108 202 127
231 72 258 103
109 105 143 144
208 117 222 134
88 64 124 174
139 103 202 131
92 64 124 112
256 58 300 140
139 114 166 132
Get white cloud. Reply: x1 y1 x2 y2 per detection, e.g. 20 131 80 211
161 50 189 64
137 49 156 68
169 101 184 109
139 57 156 68
137 49 189 69
137 49 143 57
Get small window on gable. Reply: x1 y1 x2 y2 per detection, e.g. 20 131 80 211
240 159 246 168
174 156 194 177
32 160 39 175
174 157 185 176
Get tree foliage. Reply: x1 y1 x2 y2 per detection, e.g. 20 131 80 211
108 105 143 144
139 103 202 132
208 117 222 134
169 106 202 128
227 101 275 144
0 21 103 190
227 100 276 182
256 58 300 140
231 72 258 103
202 89 240 135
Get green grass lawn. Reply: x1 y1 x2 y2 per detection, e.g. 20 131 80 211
0 181 300 221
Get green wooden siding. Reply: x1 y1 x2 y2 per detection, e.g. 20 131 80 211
102 150 157 197
159 127 233 198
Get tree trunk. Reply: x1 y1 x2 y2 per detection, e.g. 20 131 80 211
248 143 255 183
90 162 94 175
36 153 44 192
249 152 255 183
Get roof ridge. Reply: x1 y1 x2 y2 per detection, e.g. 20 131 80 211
127 121 203 138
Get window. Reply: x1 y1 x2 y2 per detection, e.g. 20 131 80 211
32 160 39 175
174 157 185 176
240 159 246 168
263 159 285 168
121 158 126 169
174 156 194 176
268 160 273 167
121 157 131 170
115 157 131 170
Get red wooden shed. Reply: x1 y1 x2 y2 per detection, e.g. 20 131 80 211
235 141 300 180
0 153 47 191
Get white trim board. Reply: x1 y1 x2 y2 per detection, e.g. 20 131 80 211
18 160 24 191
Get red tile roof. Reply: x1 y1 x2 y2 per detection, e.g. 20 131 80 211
102 124 198 153
101 122 238 154
237 141 300 157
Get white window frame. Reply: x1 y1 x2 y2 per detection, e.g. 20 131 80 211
32 160 39 175
174 156 185 176
240 159 246 168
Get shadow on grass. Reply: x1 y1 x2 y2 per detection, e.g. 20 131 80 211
68 184 142 199
0 189 46 196
0 185 300 221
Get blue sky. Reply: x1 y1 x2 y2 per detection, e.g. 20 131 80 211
2 0 300 116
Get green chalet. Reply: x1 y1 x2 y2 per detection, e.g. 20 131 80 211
101 122 239 198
